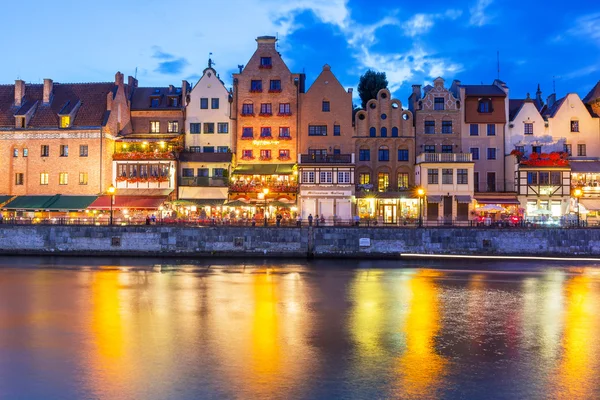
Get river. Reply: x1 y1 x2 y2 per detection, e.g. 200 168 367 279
0 257 599 399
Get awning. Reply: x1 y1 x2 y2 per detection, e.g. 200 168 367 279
233 164 296 175
88 196 167 210
177 199 226 207
474 197 520 205
570 161 600 173
2 195 59 210
455 195 472 203
45 196 98 211
580 199 600 211
427 195 442 203
269 201 294 208
224 200 251 207
0 196 13 205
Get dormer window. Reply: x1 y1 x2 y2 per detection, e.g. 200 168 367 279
260 57 272 69
60 116 70 128
478 98 493 113
168 97 178 107
150 97 160 107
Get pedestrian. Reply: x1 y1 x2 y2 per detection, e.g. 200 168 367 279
353 215 359 226
151 214 156 224
296 214 302 227
252 215 256 227
145 216 150 225
308 214 313 226
276 213 282 227
315 214 320 227
320 215 325 225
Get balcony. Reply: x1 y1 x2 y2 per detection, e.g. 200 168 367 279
229 182 298 193
179 177 228 187
300 154 353 164
416 153 472 163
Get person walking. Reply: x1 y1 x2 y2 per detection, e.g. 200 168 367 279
308 214 313 226
296 214 302 227
315 214 320 227
276 213 282 227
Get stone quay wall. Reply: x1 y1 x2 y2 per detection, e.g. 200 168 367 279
0 225 599 258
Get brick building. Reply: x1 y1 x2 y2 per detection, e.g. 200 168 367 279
0 72 129 215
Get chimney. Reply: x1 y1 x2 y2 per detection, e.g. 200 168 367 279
169 84 174 93
547 93 556 108
127 76 138 89
348 88 353 95
43 79 53 104
412 84 422 101
256 35 277 50
181 80 188 107
114 71 124 86
14 79 25 107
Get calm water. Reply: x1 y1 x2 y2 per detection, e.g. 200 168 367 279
1 258 600 400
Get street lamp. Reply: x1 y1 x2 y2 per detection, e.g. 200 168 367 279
263 188 269 226
107 184 116 225
574 187 582 227
417 187 425 228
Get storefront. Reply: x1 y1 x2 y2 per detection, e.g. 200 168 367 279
356 196 419 224
299 188 353 222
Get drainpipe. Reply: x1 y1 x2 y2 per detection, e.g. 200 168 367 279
99 126 103 194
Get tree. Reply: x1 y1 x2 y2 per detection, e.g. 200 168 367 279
358 70 388 109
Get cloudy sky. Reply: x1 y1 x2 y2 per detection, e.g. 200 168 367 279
3 0 599 104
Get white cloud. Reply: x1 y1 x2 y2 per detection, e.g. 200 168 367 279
568 13 600 45
403 10 462 37
469 0 494 27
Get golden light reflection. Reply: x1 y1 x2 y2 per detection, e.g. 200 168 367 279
349 270 386 356
395 270 446 400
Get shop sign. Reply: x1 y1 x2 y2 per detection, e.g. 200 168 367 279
300 190 352 197
359 238 371 247
252 140 280 146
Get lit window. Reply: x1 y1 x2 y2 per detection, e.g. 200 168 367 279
60 116 70 128
359 173 370 184
150 121 160 133
23 148 28 157
260 149 271 159
15 173 24 185
397 173 409 189
59 172 68 185
167 121 179 133
377 173 389 192
40 173 49 185
79 172 88 185
13 148 18 157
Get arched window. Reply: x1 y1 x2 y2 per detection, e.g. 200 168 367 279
369 127 376 137
392 127 399 137
378 146 389 161
381 127 387 137
478 98 493 113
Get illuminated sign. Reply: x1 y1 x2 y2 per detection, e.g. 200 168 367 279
252 140 280 146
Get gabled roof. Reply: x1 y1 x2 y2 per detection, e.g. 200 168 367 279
509 99 524 121
541 96 566 118
583 80 600 104
130 87 182 110
462 85 506 97
0 82 114 128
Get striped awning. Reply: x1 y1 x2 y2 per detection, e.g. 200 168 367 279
455 195 472 203
88 196 167 210
427 195 442 203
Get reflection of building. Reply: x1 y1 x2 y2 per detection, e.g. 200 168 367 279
354 89 415 223
298 65 354 221
179 59 232 212
415 153 474 224
230 36 304 207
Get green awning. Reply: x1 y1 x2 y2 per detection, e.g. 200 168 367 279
0 196 12 205
2 195 59 210
46 196 98 211
269 201 294 208
233 164 296 175
225 200 251 207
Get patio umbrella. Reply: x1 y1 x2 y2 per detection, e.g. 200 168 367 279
476 204 505 212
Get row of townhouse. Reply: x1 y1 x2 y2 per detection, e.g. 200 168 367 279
1 35 600 225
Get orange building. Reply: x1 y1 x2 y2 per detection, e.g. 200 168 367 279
230 36 305 210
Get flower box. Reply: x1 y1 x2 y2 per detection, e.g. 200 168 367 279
277 112 292 117
268 89 282 93
259 156 272 161
258 112 273 117
241 156 255 161
278 156 291 161
116 176 128 182
259 64 272 69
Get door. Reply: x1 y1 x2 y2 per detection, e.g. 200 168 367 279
443 196 453 224
383 204 396 224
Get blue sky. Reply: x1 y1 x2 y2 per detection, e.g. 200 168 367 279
3 0 599 105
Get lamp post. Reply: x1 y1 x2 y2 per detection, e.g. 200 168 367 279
159 205 164 225
417 187 425 228
107 184 116 225
263 188 269 226
574 188 582 227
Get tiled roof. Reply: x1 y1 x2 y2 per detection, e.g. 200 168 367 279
541 96 566 118
462 85 506 97
130 87 182 110
583 80 600 104
0 82 114 128
509 99 524 121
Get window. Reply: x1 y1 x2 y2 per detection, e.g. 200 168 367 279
524 123 533 135
211 98 219 109
470 147 479 160
168 96 178 107
13 148 18 157
203 123 215 134
242 149 253 158
150 121 160 133
79 172 88 185
217 146 229 153
279 149 290 159
213 168 226 177
527 172 538 185
434 97 445 110
487 148 497 160
338 171 351 183
242 103 254 115
478 98 492 113
334 125 341 136
168 121 179 133
424 120 435 134
189 146 201 153
427 169 439 184
203 146 215 153
197 168 209 177
308 125 327 136
564 144 572 156
380 127 387 137
571 120 579 132
441 145 453 154
250 80 262 92
397 173 409 189
442 121 452 134
302 171 315 183
182 168 194 177
470 124 479 136
200 98 208 109
515 145 525 154
59 145 68 157
279 127 290 138
59 172 68 185
322 101 330 112
359 173 370 184
378 173 389 192
457 169 468 184
40 173 48 185
369 127 376 137
398 149 409 161
217 123 229 133
333 148 341 155
424 145 435 153
260 103 272 115
578 144 586 156
260 149 271 159
260 127 272 138
442 168 453 184
539 172 550 185
60 116 70 128
260 57 272 67
23 148 28 157
269 80 281 91
242 127 254 138
320 171 333 183
487 172 496 191
41 145 49 157
151 97 159 108
15 173 24 185
190 123 201 134
551 172 561 185
532 146 541 154
392 127 398 137
474 172 479 192
279 103 291 114
378 146 389 161
487 124 496 136
309 149 327 156
359 149 370 161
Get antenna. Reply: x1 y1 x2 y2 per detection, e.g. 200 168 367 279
497 51 500 80
276 32 279 50
134 67 138 80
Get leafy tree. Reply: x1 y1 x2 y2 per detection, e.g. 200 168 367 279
357 70 388 109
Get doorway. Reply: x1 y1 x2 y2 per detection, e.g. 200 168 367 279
443 196 453 224
382 204 396 224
